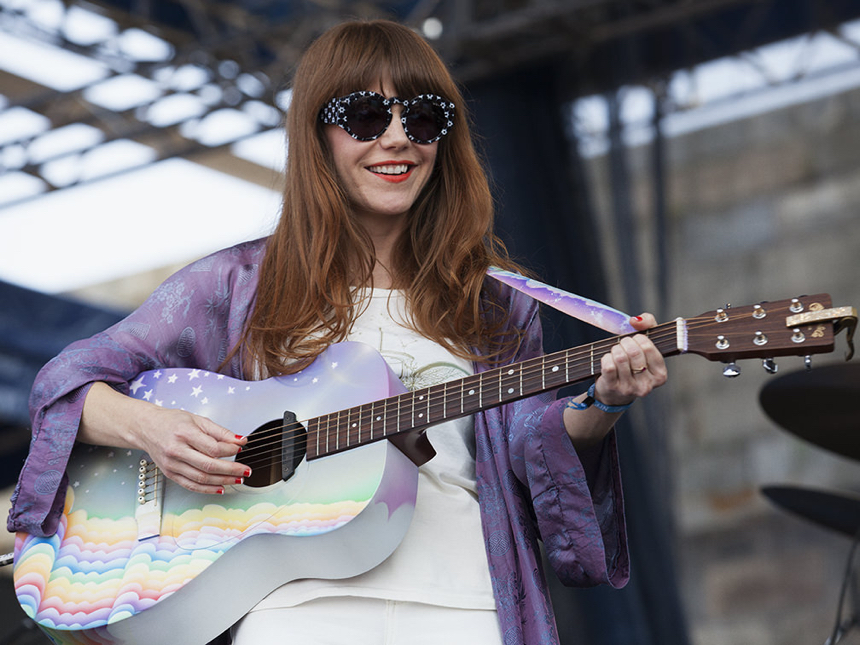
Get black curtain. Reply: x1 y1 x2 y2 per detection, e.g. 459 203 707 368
466 63 690 645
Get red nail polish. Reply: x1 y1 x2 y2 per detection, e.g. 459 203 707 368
634 316 643 322
216 487 225 495
235 478 243 484
234 434 244 441
243 468 252 478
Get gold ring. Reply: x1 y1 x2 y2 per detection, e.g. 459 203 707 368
632 366 647 374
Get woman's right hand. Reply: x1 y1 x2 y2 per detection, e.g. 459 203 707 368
80 381 249 495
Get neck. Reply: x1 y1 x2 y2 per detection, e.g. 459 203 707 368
355 214 408 290
372 262 394 289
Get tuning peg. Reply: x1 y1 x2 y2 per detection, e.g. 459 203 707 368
722 363 741 378
804 355 813 370
762 358 778 374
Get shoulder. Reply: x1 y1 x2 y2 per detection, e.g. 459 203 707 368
159 238 268 291
186 237 268 274
127 238 268 332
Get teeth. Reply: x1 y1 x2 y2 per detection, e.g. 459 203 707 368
369 164 409 175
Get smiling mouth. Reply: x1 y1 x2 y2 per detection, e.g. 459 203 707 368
367 163 413 176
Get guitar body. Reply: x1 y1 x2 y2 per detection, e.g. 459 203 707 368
13 342 419 645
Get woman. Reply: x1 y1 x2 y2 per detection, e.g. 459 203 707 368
8 19 666 645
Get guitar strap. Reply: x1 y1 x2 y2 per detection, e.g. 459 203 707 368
486 266 634 335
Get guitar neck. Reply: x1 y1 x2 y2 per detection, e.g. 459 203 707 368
305 320 684 459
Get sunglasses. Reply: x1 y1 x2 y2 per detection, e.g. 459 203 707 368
320 91 455 144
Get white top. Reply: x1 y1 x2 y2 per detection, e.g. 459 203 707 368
253 288 496 611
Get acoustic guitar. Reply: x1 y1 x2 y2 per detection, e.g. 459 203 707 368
12 295 856 645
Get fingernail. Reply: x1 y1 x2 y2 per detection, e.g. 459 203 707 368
633 316 643 322
235 477 244 485
234 434 244 441
243 468 252 478
217 487 225 495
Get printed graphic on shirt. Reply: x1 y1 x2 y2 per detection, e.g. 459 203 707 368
370 332 470 391
346 291 473 391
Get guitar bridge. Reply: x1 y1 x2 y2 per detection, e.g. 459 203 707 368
135 456 163 540
785 306 857 361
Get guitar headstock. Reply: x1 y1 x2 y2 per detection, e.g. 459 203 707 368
684 294 856 364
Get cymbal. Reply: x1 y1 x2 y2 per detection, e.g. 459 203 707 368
759 363 860 460
761 485 860 537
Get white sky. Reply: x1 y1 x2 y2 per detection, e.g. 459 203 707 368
1 1 860 294
0 158 282 292
0 0 285 294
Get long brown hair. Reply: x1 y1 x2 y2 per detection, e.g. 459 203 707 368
239 19 525 377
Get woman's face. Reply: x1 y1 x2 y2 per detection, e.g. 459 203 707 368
323 81 439 233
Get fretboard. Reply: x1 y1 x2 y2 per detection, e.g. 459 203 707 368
305 320 683 459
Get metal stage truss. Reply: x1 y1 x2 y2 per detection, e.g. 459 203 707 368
2 0 860 207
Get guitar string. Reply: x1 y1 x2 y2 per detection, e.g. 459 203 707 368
232 313 780 470
237 320 678 451
235 311 806 470
136 306 803 480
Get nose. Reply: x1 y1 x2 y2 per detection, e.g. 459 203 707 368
378 105 410 147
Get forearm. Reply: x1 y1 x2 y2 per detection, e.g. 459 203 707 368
562 400 624 451
79 381 152 450
81 382 249 494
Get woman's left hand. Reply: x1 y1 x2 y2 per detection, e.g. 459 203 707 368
592 313 667 407
563 313 667 449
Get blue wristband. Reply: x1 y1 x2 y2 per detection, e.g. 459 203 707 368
566 383 633 414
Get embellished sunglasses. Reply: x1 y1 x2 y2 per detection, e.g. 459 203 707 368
320 91 455 144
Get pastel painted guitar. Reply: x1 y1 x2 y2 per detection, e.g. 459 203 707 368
12 295 856 645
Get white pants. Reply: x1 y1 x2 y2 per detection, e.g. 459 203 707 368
231 596 504 645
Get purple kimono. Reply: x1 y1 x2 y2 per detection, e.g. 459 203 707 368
7 238 629 645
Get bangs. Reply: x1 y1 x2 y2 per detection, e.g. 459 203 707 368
321 22 455 100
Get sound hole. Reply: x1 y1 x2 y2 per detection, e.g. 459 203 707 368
241 414 307 488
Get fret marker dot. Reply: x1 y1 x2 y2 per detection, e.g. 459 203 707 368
552 366 559 372
508 388 515 394
468 389 475 396
508 369 514 375
376 416 382 421
419 413 424 418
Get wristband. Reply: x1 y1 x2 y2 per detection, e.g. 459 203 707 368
565 383 633 414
